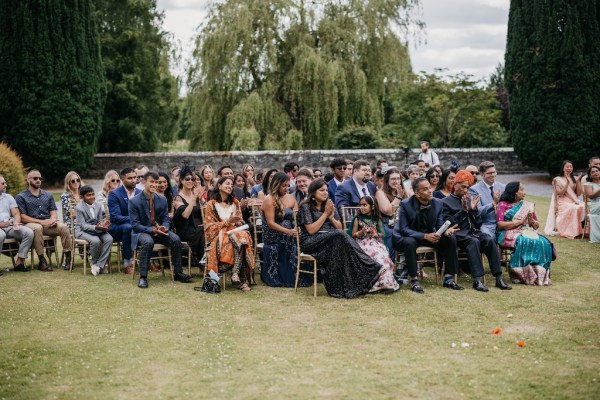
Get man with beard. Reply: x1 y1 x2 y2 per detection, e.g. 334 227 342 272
16 170 72 271
392 177 464 294
334 159 377 213
442 170 512 292
108 167 141 275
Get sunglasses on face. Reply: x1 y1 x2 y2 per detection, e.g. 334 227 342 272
111 179 121 183
470 172 479 176
136 175 144 179
70 178 81 184
31 177 43 181
183 176 195 182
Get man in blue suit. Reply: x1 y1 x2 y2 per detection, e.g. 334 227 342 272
392 177 464 294
129 171 192 288
107 167 140 275
334 159 377 213
468 161 505 238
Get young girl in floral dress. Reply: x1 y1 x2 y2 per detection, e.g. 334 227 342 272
350 196 399 293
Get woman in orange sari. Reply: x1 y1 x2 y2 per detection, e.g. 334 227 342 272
204 176 255 292
544 160 584 238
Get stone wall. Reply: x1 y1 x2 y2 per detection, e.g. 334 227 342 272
87 148 541 178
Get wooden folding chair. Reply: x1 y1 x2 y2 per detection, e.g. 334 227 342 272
199 203 228 290
582 194 590 240
250 203 264 271
68 208 91 274
293 210 318 297
340 206 360 232
395 246 441 284
131 243 173 281
1 238 28 268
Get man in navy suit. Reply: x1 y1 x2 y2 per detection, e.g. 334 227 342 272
468 161 505 238
107 167 140 275
129 172 192 288
334 159 377 213
392 177 464 294
327 158 347 203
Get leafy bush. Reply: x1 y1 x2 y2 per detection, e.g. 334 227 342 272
334 126 382 149
0 143 27 196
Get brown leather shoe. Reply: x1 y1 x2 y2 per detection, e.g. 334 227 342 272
124 265 134 275
149 262 160 273
38 256 53 272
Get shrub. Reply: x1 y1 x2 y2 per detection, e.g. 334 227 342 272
0 142 27 196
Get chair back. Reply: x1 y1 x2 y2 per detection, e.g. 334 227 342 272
250 203 263 246
340 206 360 231
582 193 591 240
390 204 400 227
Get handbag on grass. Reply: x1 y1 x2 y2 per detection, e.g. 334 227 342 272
194 277 221 293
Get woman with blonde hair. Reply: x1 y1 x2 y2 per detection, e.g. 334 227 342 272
60 171 84 231
96 170 120 207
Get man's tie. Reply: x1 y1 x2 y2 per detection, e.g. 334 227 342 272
490 185 494 200
149 196 156 226
362 187 367 197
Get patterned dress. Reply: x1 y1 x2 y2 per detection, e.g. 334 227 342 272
298 203 390 298
497 200 552 285
350 214 399 293
261 208 310 287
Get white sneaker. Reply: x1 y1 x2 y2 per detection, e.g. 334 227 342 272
91 264 100 276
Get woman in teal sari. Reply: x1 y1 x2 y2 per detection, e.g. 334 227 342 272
496 182 553 285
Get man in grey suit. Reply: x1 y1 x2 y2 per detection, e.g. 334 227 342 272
468 161 505 238
75 186 113 276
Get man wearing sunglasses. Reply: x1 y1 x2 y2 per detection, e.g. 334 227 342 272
134 165 149 191
327 158 347 203
0 174 34 272
16 170 72 271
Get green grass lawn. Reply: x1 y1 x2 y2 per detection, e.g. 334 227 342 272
1 195 599 399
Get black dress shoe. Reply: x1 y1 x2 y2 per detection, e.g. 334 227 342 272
495 277 513 290
472 280 489 292
443 280 464 290
410 283 424 294
38 258 52 272
14 263 30 272
138 277 148 289
174 272 192 283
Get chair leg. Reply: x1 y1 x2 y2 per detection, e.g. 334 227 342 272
294 262 301 292
166 248 171 280
132 250 137 280
83 246 88 275
313 261 317 297
434 252 441 285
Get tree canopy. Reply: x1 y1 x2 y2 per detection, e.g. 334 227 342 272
187 0 422 151
94 0 180 152
0 0 106 181
505 0 600 173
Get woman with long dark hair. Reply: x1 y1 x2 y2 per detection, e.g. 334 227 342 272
433 169 455 199
497 181 553 285
544 160 584 238
204 176 255 291
156 172 174 217
260 172 309 287
297 179 397 298
173 166 205 265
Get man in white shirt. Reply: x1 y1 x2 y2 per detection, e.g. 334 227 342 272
418 141 440 167
0 175 34 272
468 161 505 238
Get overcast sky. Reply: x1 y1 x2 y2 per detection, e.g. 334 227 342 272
157 0 509 86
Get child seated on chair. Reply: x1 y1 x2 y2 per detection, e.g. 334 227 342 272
75 186 113 276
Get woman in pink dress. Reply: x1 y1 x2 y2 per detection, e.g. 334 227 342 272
545 160 584 238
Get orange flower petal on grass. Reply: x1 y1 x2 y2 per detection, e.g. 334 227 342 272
517 341 527 347
492 328 502 335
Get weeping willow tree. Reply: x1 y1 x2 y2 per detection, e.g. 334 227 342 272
188 0 422 151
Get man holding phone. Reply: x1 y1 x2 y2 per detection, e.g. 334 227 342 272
129 171 192 288
16 170 72 271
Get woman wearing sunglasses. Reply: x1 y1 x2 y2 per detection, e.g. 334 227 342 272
60 171 84 232
96 170 120 208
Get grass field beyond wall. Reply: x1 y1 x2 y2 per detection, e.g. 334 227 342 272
1 195 599 399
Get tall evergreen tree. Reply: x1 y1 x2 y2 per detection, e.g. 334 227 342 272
0 0 106 181
505 0 600 173
94 0 179 152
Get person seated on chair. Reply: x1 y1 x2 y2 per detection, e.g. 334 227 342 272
107 167 141 275
16 170 72 272
392 177 464 294
129 172 193 288
327 158 347 204
442 171 512 292
75 186 113 276
468 161 505 238
0 174 34 272
204 176 255 292
173 165 206 265
334 159 377 213
292 168 313 204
